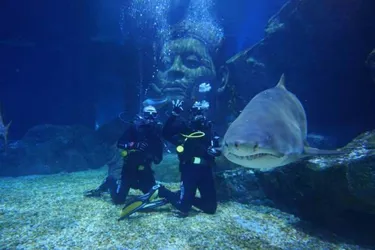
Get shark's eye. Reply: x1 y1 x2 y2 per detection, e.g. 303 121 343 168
225 142 228 147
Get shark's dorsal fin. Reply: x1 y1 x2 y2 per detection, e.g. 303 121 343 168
276 74 287 90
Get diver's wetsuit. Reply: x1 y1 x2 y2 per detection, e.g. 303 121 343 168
159 113 218 215
88 120 164 204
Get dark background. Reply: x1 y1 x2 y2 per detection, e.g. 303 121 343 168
0 0 373 146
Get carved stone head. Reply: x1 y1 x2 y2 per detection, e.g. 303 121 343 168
148 37 217 102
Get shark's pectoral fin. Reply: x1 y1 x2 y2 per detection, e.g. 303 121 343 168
303 146 342 156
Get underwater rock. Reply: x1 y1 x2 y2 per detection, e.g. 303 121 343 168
0 124 113 176
254 130 375 232
223 0 375 114
214 168 271 205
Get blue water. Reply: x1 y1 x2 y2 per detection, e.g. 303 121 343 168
1 1 375 248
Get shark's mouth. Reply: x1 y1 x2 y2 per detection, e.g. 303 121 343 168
228 152 283 161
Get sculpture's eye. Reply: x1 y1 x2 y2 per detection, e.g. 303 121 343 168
160 56 172 70
184 55 200 69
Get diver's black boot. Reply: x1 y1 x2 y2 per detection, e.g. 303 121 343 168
84 188 102 197
173 210 189 218
84 178 110 197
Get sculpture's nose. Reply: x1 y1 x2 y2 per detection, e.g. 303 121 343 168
167 56 184 81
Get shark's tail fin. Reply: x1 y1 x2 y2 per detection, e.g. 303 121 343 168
305 131 375 157
304 146 343 156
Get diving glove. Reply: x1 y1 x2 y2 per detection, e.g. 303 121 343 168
117 141 149 151
172 100 184 116
208 146 221 157
134 142 149 151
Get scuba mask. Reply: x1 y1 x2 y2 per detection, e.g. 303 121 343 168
190 116 207 130
143 105 158 119
135 105 158 127
143 105 158 123
189 104 207 129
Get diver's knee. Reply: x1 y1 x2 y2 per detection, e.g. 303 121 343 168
112 196 125 205
204 203 217 214
157 184 168 198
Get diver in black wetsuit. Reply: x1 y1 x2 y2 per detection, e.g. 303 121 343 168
84 106 164 205
119 99 221 219
157 99 221 217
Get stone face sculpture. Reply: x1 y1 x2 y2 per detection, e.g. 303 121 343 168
147 37 217 103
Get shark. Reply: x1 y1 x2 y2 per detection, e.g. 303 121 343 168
0 105 11 149
222 74 341 170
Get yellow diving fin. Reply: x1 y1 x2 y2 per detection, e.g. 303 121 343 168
119 200 144 220
118 184 168 220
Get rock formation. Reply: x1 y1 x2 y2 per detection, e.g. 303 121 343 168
0 125 113 176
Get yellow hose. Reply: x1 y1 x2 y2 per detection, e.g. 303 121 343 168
181 131 205 138
176 131 206 153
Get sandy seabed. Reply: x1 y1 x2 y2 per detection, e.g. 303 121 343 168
0 167 368 250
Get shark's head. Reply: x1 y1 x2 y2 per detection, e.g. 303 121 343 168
222 74 308 170
222 127 289 170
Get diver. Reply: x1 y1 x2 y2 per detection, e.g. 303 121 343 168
84 105 164 205
119 99 221 219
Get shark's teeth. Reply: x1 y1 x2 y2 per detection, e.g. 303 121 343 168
229 152 282 160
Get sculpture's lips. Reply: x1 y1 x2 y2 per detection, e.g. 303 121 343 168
163 87 186 96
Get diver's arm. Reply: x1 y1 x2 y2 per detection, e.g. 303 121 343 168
207 123 222 157
162 114 187 146
117 124 137 149
208 136 222 157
